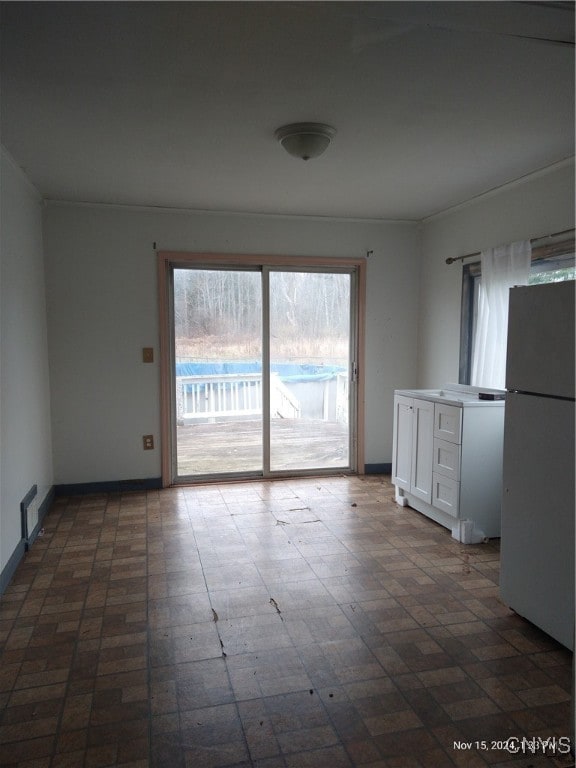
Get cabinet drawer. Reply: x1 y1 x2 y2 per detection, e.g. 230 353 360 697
434 403 462 444
432 473 460 517
433 438 461 481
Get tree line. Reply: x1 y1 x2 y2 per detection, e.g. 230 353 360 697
174 268 350 341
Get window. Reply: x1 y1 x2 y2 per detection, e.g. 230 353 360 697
459 234 575 385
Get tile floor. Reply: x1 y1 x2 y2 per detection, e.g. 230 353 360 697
0 475 573 768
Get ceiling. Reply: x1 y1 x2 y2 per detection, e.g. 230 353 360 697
1 1 574 220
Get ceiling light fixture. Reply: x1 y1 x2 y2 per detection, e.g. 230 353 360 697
275 122 336 161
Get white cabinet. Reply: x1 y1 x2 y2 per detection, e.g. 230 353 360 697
392 387 505 539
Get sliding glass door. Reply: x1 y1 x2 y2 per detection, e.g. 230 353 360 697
268 269 351 472
173 268 262 477
166 257 360 483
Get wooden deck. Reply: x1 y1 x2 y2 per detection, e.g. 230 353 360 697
176 418 349 476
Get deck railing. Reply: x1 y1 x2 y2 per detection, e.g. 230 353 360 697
177 372 301 422
270 375 301 419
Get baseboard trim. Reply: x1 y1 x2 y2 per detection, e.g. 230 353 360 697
364 463 392 474
0 540 26 596
54 477 163 496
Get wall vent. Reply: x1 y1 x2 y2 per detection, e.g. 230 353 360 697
20 485 37 551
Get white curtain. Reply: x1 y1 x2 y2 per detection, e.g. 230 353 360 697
471 239 531 389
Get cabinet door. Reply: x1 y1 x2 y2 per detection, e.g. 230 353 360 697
410 399 434 503
392 395 413 491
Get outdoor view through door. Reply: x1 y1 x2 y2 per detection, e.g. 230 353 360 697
268 271 351 472
172 266 354 480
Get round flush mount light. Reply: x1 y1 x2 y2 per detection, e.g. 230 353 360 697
275 122 336 161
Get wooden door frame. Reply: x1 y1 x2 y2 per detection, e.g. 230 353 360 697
157 251 366 487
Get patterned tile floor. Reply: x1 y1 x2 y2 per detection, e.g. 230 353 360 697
0 475 573 768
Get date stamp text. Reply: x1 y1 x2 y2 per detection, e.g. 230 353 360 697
453 736 571 756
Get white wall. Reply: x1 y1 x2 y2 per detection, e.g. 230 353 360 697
0 149 53 576
9 158 572 504
43 204 420 483
6 159 572 509
418 161 575 387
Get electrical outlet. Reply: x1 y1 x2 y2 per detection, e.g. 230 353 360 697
142 347 154 363
143 434 154 450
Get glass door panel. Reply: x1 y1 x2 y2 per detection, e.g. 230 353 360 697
268 270 352 472
173 268 262 479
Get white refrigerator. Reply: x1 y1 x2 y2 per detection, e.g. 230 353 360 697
500 280 575 650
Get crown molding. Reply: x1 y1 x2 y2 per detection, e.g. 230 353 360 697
1 145 42 201
423 156 575 223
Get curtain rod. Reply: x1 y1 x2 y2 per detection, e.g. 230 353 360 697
445 227 575 265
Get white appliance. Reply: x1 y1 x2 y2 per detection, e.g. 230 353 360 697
500 281 575 650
